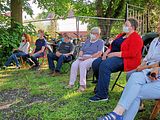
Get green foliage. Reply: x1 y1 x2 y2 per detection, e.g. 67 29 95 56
36 0 72 18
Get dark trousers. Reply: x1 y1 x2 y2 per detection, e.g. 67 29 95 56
92 57 124 98
23 52 44 66
31 52 44 66
47 52 72 72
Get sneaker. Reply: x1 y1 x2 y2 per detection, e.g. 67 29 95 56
2 66 6 70
16 65 21 69
35 65 40 71
89 95 108 102
54 71 61 76
97 112 123 120
48 71 55 75
29 65 36 70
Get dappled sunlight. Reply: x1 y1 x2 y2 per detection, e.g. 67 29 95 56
63 91 81 100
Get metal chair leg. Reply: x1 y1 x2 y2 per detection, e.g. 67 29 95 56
111 71 124 91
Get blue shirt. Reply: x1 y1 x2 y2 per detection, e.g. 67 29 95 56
81 39 104 55
35 38 46 53
111 36 126 52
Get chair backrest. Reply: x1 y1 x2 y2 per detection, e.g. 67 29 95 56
142 32 159 57
72 45 80 60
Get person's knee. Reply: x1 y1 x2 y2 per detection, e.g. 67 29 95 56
47 52 54 59
126 70 136 80
11 54 16 58
92 58 101 70
71 61 77 69
129 72 145 84
99 60 110 72
59 55 65 60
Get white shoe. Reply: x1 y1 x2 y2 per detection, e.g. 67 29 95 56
16 66 21 69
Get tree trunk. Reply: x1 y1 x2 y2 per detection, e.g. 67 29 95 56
11 0 22 29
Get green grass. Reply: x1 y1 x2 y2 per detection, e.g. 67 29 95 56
0 66 159 120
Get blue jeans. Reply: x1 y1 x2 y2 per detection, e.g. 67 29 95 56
5 51 27 67
47 52 72 72
31 52 44 66
118 72 160 120
92 57 124 98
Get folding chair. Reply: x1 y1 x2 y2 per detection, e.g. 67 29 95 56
111 71 124 91
61 57 74 73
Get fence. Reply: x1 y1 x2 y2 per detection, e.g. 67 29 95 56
24 16 125 44
126 4 157 34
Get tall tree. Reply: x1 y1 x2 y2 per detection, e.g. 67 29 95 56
11 0 22 28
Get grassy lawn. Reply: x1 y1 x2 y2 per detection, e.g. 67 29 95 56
0 66 159 120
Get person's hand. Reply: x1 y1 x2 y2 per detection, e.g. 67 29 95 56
148 67 159 81
56 51 62 57
79 52 83 57
78 56 91 61
63 54 69 57
136 65 148 72
108 52 121 58
29 53 33 56
13 48 17 51
102 54 106 60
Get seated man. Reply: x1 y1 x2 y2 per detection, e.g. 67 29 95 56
27 29 46 70
47 33 74 76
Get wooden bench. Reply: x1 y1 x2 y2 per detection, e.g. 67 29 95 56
150 100 160 120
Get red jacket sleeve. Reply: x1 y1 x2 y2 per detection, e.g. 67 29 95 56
121 33 143 58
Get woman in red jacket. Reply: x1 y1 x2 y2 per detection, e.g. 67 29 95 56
89 18 143 102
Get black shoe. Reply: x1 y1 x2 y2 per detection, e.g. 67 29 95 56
29 65 36 70
89 95 108 102
35 65 40 71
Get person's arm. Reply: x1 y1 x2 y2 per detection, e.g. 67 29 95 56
102 48 111 60
90 51 103 58
34 46 45 54
107 51 122 58
136 62 159 72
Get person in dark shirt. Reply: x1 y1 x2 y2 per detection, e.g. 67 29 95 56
47 33 74 76
29 29 46 70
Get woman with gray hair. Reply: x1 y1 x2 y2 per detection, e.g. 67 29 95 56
67 27 104 92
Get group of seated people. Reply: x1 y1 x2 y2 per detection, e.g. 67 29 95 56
3 18 160 120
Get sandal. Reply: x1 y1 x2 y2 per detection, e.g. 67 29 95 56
77 85 86 92
97 112 123 120
65 84 74 89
